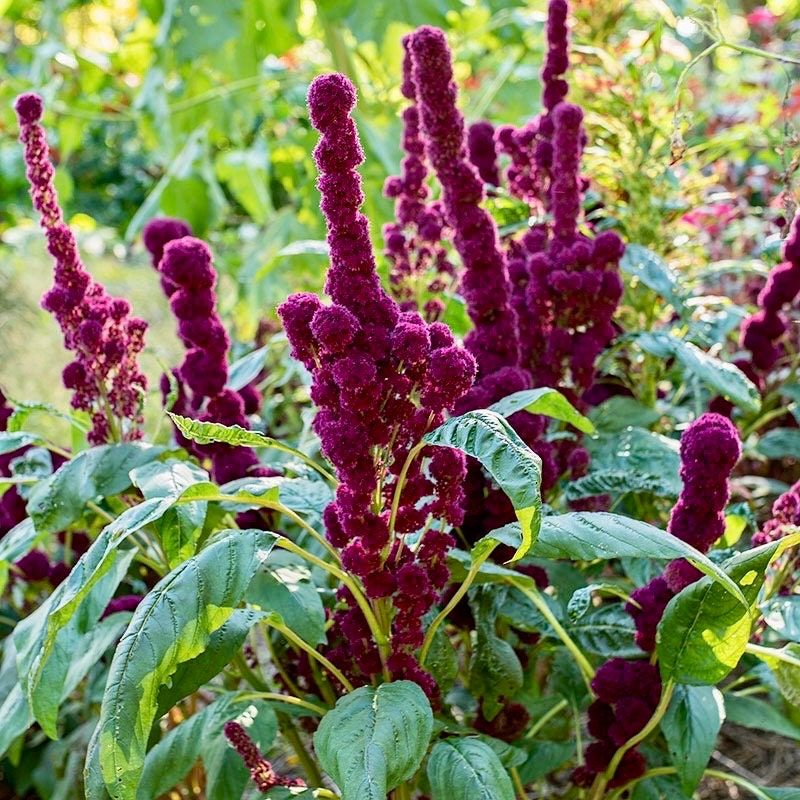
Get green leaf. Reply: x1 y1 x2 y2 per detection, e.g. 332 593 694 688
215 142 272 223
657 536 800 685
756 428 800 460
0 519 42 594
427 737 515 800
723 694 800 741
488 388 595 434
749 643 800 707
517 740 575 783
635 332 761 413
16 548 135 738
469 585 523 719
0 640 33 758
423 410 542 562
0 431 40 455
247 551 326 645
313 681 433 800
620 244 683 309
524 513 746 605
130 460 209 567
90 529 276 800
589 397 662 433
761 596 800 642
661 685 724 794
227 346 267 391
26 443 164 533
568 604 639 659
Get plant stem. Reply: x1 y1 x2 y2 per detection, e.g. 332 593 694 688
511 767 528 799
387 441 424 539
607 766 678 799
277 710 327 788
266 618 354 693
235 691 327 716
510 578 596 685
704 768 774 800
525 698 568 739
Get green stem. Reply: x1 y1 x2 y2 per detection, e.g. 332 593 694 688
746 641 800 668
525 698 568 739
722 40 800 66
277 710 327 788
235 691 327 716
704 769 774 800
510 578 596 685
387 441 424 539
419 541 498 665
607 766 678 799
511 767 527 800
266 618 354 693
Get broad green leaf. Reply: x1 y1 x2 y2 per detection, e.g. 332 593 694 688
756 428 800 460
469 585 523 719
488 388 595 434
661 685 724 794
658 536 800 685
92 529 276 800
474 735 527 769
0 431 40 455
635 332 761 413
568 604 639 659
620 244 683 309
215 143 272 223
523 514 746 605
423 410 542 562
761 596 800 642
130 460 209 567
567 583 629 622
0 519 42 594
749 643 800 707
247 551 326 645
723 694 800 741
589 396 661 433
314 681 433 800
427 737 514 800
26 443 164 533
227 346 267 391
17 548 135 738
0 640 33 758
518 740 575 783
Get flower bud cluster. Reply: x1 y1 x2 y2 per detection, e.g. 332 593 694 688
279 73 476 698
223 721 305 792
753 479 800 546
15 93 148 445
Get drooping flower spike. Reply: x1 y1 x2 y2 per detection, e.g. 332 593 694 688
15 93 148 445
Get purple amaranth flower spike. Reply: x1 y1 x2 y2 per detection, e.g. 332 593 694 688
279 73 476 700
383 39 455 319
15 93 148 445
753 479 800 546
467 120 500 187
408 26 521 379
142 216 192 296
740 211 800 371
224 721 305 793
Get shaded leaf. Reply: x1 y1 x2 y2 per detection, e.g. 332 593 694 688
488 388 595 434
427 737 514 800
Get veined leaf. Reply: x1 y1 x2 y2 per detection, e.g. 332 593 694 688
761 596 800 642
427 737 515 800
227 346 268 391
26 443 164 533
314 681 433 800
90 529 276 800
756 428 800 460
521 514 746 605
488 388 595 434
0 519 42 594
657 535 800 685
635 332 761 413
749 643 800 707
423 410 542 562
620 244 683 309
0 431 40 455
661 685 724 794
568 604 639 659
723 694 800 742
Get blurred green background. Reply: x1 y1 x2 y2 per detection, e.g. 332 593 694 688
0 0 798 412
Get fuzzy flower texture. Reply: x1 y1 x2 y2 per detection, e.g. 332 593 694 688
15 94 148 445
279 73 476 698
576 413 741 788
142 219 271 488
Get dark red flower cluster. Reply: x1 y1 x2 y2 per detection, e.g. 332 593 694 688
278 73 476 698
16 93 148 445
740 211 800 371
223 721 305 793
628 413 741 651
142 223 270 486
467 120 500 188
383 38 456 320
573 658 662 788
753 479 800 546
100 593 143 619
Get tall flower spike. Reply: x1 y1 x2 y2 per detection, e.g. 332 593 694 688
280 73 476 699
224 721 305 792
467 120 500 187
15 93 147 444
740 211 800 371
409 26 521 378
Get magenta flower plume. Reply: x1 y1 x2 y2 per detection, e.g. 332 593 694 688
279 73 476 699
753 479 800 546
627 412 741 650
383 39 455 317
740 211 800 371
15 93 148 445
408 26 521 378
224 721 305 792
142 216 192 295
467 120 500 187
